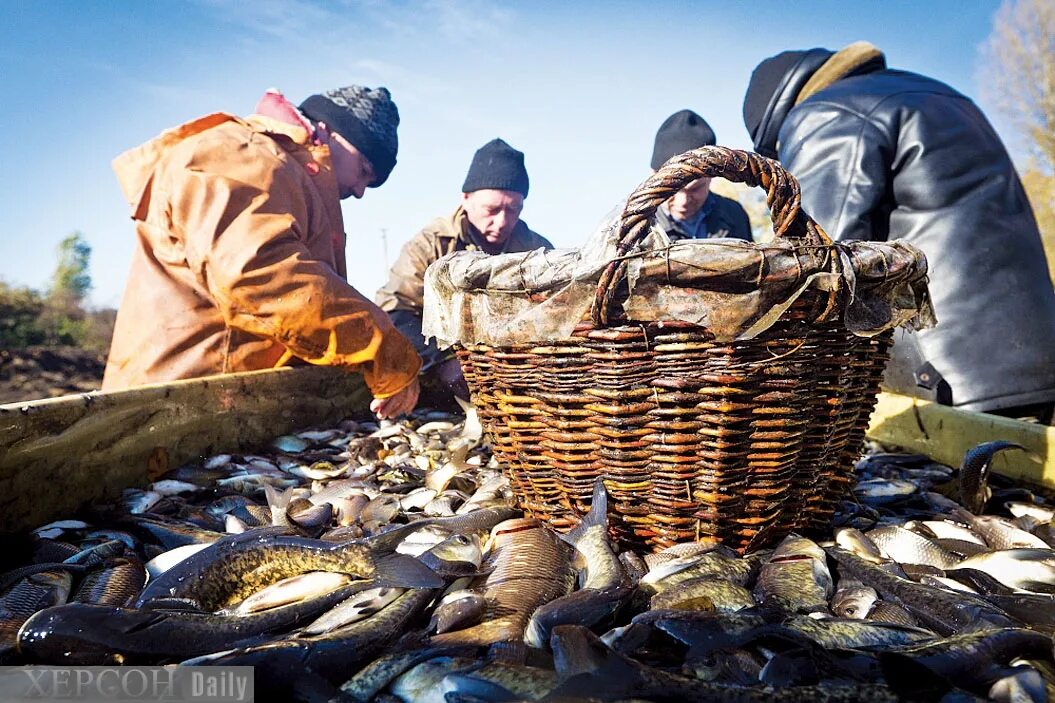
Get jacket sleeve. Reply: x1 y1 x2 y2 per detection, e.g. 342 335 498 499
374 230 453 368
172 158 421 399
375 229 435 316
778 103 895 242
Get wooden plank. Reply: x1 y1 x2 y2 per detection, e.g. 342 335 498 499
867 391 1054 488
0 366 371 534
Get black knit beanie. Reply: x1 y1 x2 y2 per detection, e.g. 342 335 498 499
299 85 399 187
461 138 529 197
651 110 717 170
743 48 833 159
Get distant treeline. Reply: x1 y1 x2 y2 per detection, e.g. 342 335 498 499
0 233 116 354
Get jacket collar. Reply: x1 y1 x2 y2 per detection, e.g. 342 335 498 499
796 41 886 106
248 89 315 145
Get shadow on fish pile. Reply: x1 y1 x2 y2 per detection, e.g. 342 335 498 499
4 417 1055 702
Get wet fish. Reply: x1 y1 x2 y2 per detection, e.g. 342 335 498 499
71 556 146 608
430 519 574 646
779 615 936 649
416 534 483 579
867 601 920 628
959 442 1025 514
301 585 405 636
955 549 1055 594
854 478 918 506
828 548 1017 635
953 511 1049 551
754 534 833 614
524 479 631 648
879 628 1051 690
641 545 762 592
338 649 474 703
865 526 961 569
915 520 988 546
185 588 436 693
126 516 224 549
834 528 886 563
1006 502 1055 523
549 625 902 702
651 577 755 614
386 656 480 703
831 585 878 619
429 590 487 635
230 571 351 614
0 570 72 658
136 527 441 611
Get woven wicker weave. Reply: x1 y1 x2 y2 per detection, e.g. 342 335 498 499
452 147 912 553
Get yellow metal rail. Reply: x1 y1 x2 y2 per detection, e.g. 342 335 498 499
867 391 1054 488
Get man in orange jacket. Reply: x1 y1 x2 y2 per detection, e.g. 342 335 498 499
103 86 420 418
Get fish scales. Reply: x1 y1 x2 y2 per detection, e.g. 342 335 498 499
431 520 574 645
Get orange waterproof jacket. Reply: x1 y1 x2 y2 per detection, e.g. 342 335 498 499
103 109 420 397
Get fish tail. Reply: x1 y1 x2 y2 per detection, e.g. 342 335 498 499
561 477 608 548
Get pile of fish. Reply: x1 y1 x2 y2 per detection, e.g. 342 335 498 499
3 403 1055 703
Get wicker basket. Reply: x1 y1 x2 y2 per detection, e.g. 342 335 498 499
451 147 914 553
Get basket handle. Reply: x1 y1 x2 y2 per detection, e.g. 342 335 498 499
590 146 834 326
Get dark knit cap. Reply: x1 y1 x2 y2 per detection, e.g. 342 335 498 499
299 85 399 187
461 138 529 197
651 110 717 170
743 48 833 159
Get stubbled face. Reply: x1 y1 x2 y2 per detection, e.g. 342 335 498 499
319 123 376 200
462 189 524 249
666 177 712 221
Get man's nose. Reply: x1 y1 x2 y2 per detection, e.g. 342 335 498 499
352 183 367 200
493 211 507 230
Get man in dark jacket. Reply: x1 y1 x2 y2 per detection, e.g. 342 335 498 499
376 138 552 407
650 110 753 242
743 41 1055 421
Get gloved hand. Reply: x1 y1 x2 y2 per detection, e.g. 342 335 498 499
436 358 470 400
370 376 420 419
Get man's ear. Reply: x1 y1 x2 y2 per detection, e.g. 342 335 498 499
461 192 471 204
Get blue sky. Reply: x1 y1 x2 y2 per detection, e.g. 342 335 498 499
0 0 1007 309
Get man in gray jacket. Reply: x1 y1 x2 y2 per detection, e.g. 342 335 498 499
377 138 552 408
743 41 1055 422
650 110 752 242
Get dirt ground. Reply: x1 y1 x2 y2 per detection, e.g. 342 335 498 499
0 346 105 404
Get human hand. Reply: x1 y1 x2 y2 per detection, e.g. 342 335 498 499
436 358 470 400
370 377 420 419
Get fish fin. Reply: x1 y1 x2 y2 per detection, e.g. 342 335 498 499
429 619 522 647
549 625 643 696
138 596 206 613
263 484 292 510
560 477 608 548
373 553 444 589
455 396 483 442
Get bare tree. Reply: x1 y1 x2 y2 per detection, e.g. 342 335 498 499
980 0 1055 279
982 0 1055 169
